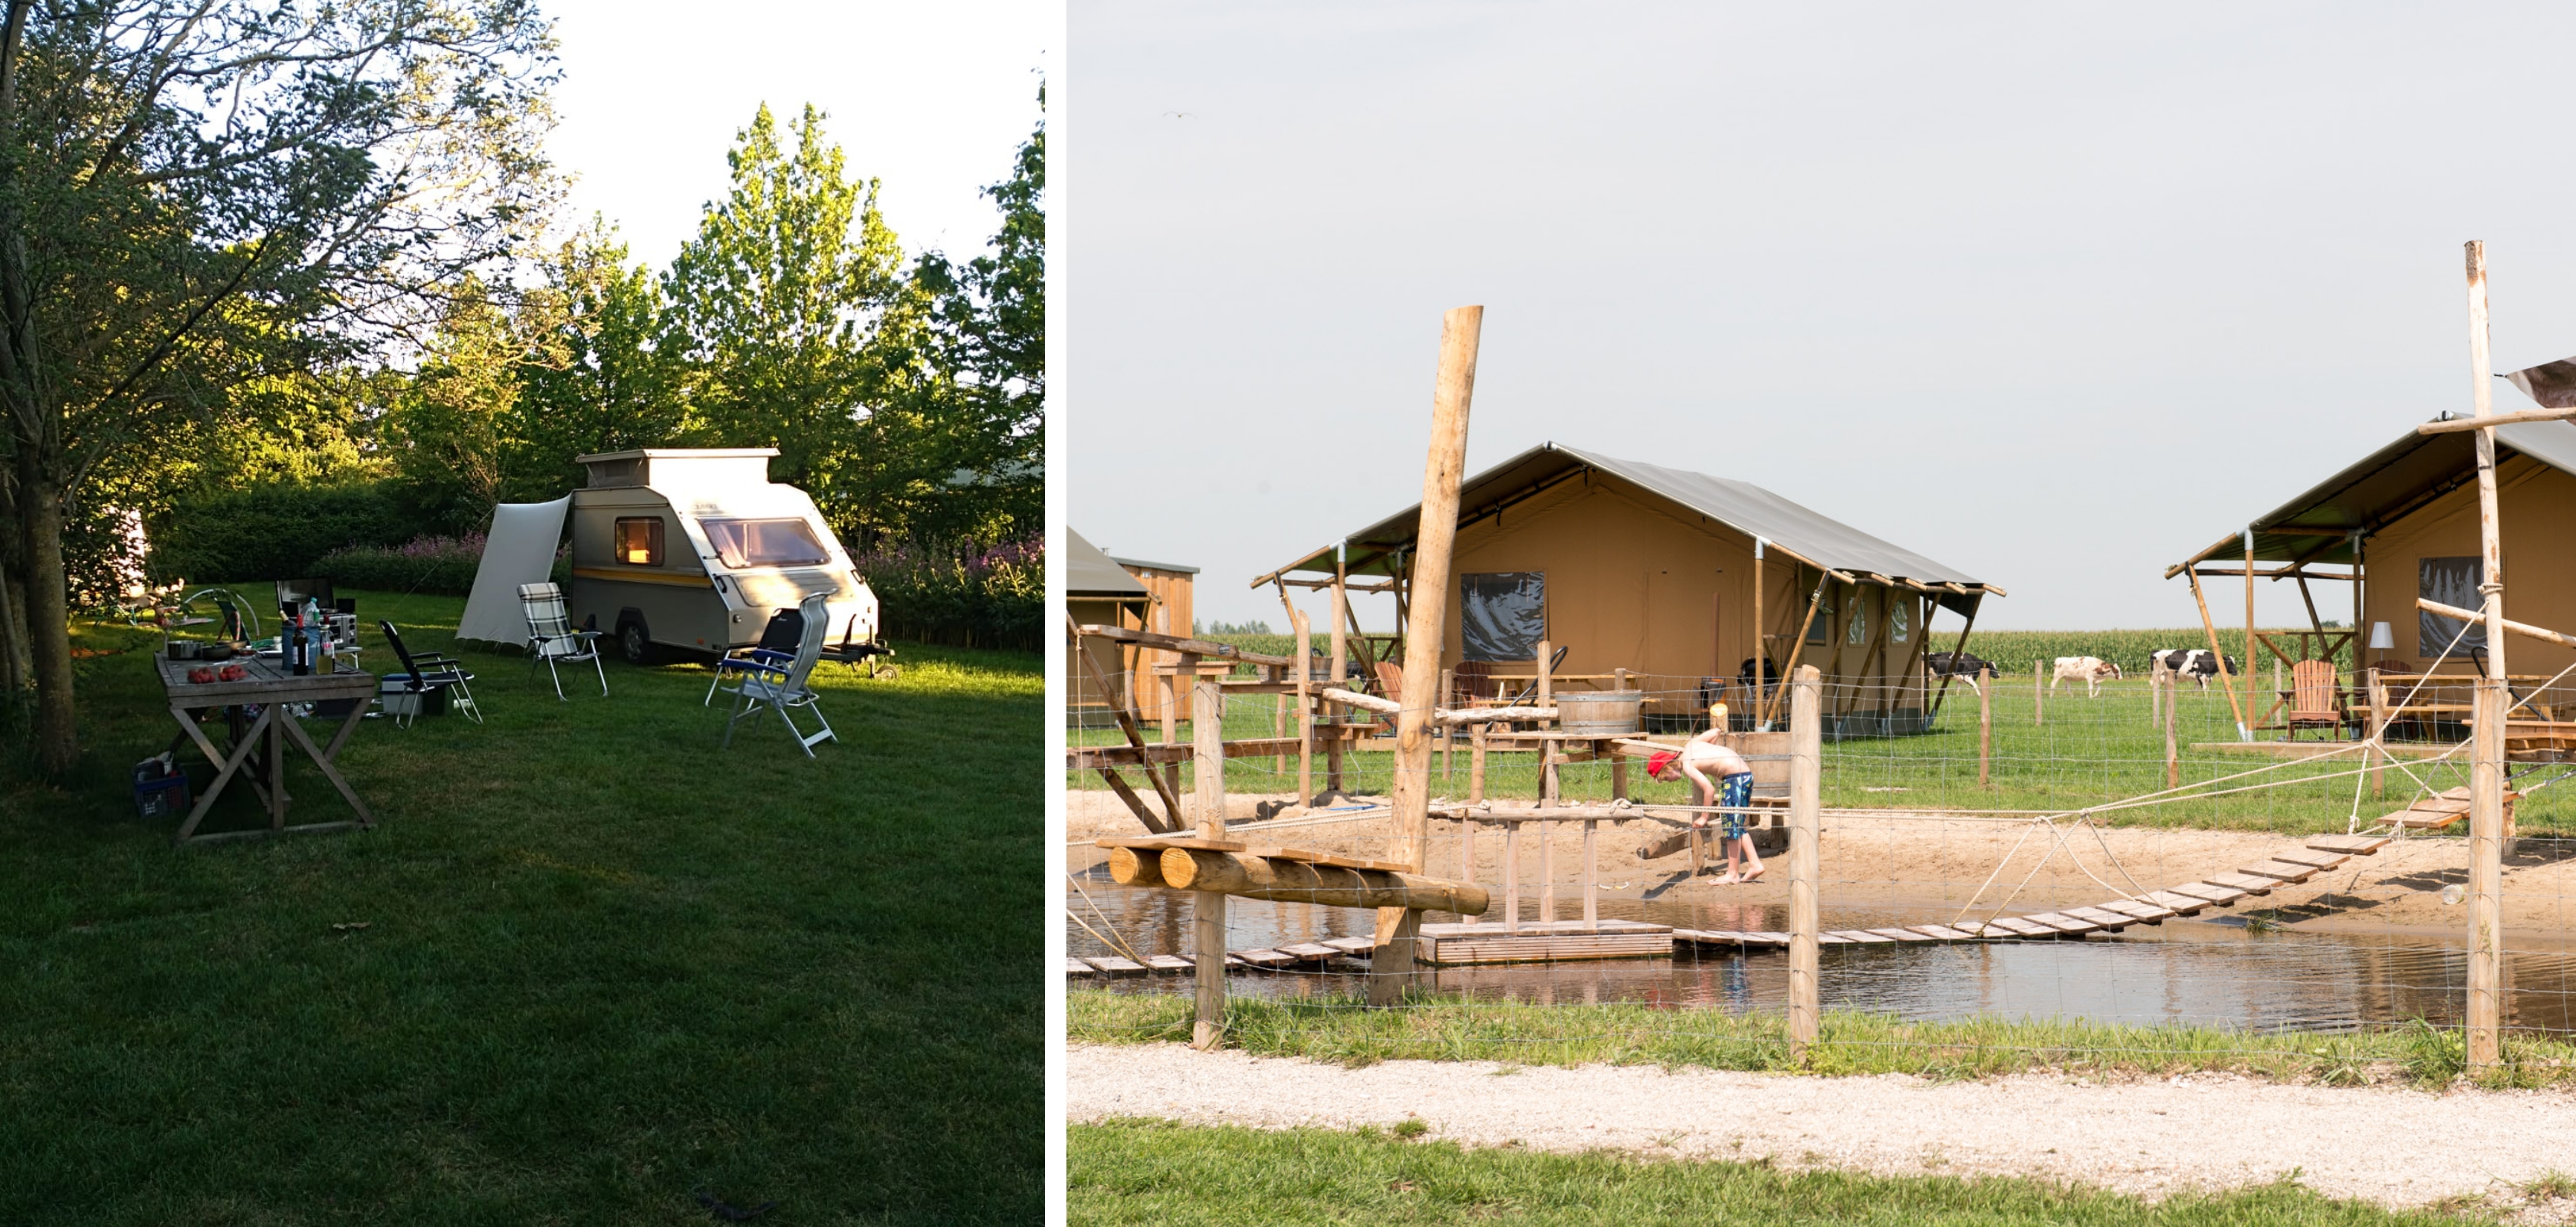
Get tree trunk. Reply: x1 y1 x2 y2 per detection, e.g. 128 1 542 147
18 448 75 774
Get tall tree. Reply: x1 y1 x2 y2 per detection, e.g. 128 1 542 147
661 103 912 538
913 102 1043 544
0 0 557 773
507 223 683 502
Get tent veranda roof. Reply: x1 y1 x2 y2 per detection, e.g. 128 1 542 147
2164 418 2576 575
1259 442 2000 614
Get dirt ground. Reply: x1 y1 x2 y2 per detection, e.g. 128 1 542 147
1069 1043 2576 1217
1068 790 2576 939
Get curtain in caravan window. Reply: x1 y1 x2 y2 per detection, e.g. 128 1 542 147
2419 556 2487 657
1460 572 1546 662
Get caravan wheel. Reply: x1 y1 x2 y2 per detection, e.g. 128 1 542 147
618 620 656 666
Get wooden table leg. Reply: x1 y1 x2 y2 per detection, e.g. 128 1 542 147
1582 818 1598 926
1609 740 1628 801
279 706 376 827
174 704 272 843
269 707 288 830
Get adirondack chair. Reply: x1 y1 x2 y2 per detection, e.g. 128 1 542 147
518 582 608 701
1371 660 1405 734
718 593 836 757
2285 660 2343 740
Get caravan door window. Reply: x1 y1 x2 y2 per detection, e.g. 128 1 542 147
704 518 830 568
613 517 664 566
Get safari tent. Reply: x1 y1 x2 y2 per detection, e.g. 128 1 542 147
2164 416 2576 683
1257 442 2004 735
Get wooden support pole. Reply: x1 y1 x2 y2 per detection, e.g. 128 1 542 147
2187 569 2252 737
1977 667 1992 787
1294 608 1313 804
2464 239 2506 1071
2033 660 2045 727
1787 664 1822 1061
1191 679 1227 1050
1326 574 1349 794
1762 570 1831 730
1375 303 1480 1005
2246 528 2259 745
1753 538 1766 710
1537 817 1555 923
2371 674 2388 799
1535 638 1558 800
1582 818 1598 926
1502 821 1520 932
1440 666 1456 787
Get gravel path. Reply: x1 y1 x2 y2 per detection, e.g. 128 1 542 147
1070 1042 2576 1214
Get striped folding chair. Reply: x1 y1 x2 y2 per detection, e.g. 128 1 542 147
518 582 607 701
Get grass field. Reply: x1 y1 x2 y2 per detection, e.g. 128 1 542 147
1070 1118 2508 1225
1073 633 2571 834
0 590 1040 1224
1069 991 2575 1090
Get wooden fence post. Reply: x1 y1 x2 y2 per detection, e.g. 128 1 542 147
2033 660 2045 727
1788 664 1822 1061
1294 608 1313 804
1976 667 1992 788
1191 679 1227 1050
2464 239 2505 1071
2164 677 2180 791
2370 674 2387 799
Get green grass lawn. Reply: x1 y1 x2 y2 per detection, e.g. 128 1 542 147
1070 1119 2504 1225
0 590 1040 1224
1072 666 2566 835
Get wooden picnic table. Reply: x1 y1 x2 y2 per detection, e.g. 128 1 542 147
156 654 378 845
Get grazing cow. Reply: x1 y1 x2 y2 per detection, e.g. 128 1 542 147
1736 656 1782 696
1926 651 1997 695
2049 655 2123 698
2147 648 2241 689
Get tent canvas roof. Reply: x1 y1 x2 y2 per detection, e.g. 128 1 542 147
2167 418 2576 573
1067 529 1152 600
1266 442 1994 608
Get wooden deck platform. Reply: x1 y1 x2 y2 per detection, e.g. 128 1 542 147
1417 918 1672 965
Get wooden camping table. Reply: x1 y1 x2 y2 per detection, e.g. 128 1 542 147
156 655 377 845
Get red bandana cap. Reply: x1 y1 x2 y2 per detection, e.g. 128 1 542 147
1648 750 1681 777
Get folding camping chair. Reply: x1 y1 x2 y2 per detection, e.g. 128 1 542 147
518 582 607 700
705 604 805 706
718 593 836 756
377 620 481 726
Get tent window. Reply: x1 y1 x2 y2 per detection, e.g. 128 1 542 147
1846 590 1871 646
1806 581 1835 644
704 518 830 568
2419 556 2486 656
1460 572 1545 662
1891 597 1911 643
613 518 663 567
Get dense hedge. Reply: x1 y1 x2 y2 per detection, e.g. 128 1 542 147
853 537 1042 653
149 483 409 584
314 535 520 597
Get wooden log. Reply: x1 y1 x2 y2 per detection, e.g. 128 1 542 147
1296 607 1313 804
1192 680 1227 1050
1073 622 1293 666
1066 737 1309 771
2187 567 2251 739
1469 722 1487 804
2417 404 2576 433
1327 568 1349 793
1157 847 1491 915
1106 845 1167 887
1788 664 1822 1058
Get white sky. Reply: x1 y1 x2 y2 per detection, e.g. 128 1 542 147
544 0 1051 271
1066 2 2576 634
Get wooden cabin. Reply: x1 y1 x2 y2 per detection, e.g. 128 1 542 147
2167 417 2576 700
1258 442 2003 736
1066 529 1151 728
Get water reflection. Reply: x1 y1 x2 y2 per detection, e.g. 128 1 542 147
1068 880 2576 1036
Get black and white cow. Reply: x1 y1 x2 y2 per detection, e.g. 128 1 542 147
2148 648 2242 689
1927 651 1998 695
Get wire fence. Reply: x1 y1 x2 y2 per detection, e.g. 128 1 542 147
1065 646 2576 1084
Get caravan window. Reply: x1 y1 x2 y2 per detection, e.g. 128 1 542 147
704 518 830 568
613 518 664 566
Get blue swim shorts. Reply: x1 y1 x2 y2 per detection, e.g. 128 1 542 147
1717 771 1753 840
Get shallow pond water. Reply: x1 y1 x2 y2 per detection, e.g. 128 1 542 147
1069 878 2576 1036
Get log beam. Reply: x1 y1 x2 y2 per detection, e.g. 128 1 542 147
1158 847 1490 915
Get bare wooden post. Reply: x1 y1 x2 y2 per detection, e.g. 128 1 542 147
1191 679 1227 1050
1294 608 1314 804
2246 528 2260 748
2164 676 2180 791
1469 722 1487 804
2464 239 2507 1070
1582 818 1598 926
1373 303 1480 1006
2033 660 2045 727
2371 674 2388 799
1787 664 1822 1060
1537 817 1555 923
1753 538 1766 716
1535 638 1558 801
1439 666 1456 787
2187 570 2252 739
1272 672 1286 779
1327 572 1349 794
1977 667 1992 787
1503 821 1520 932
